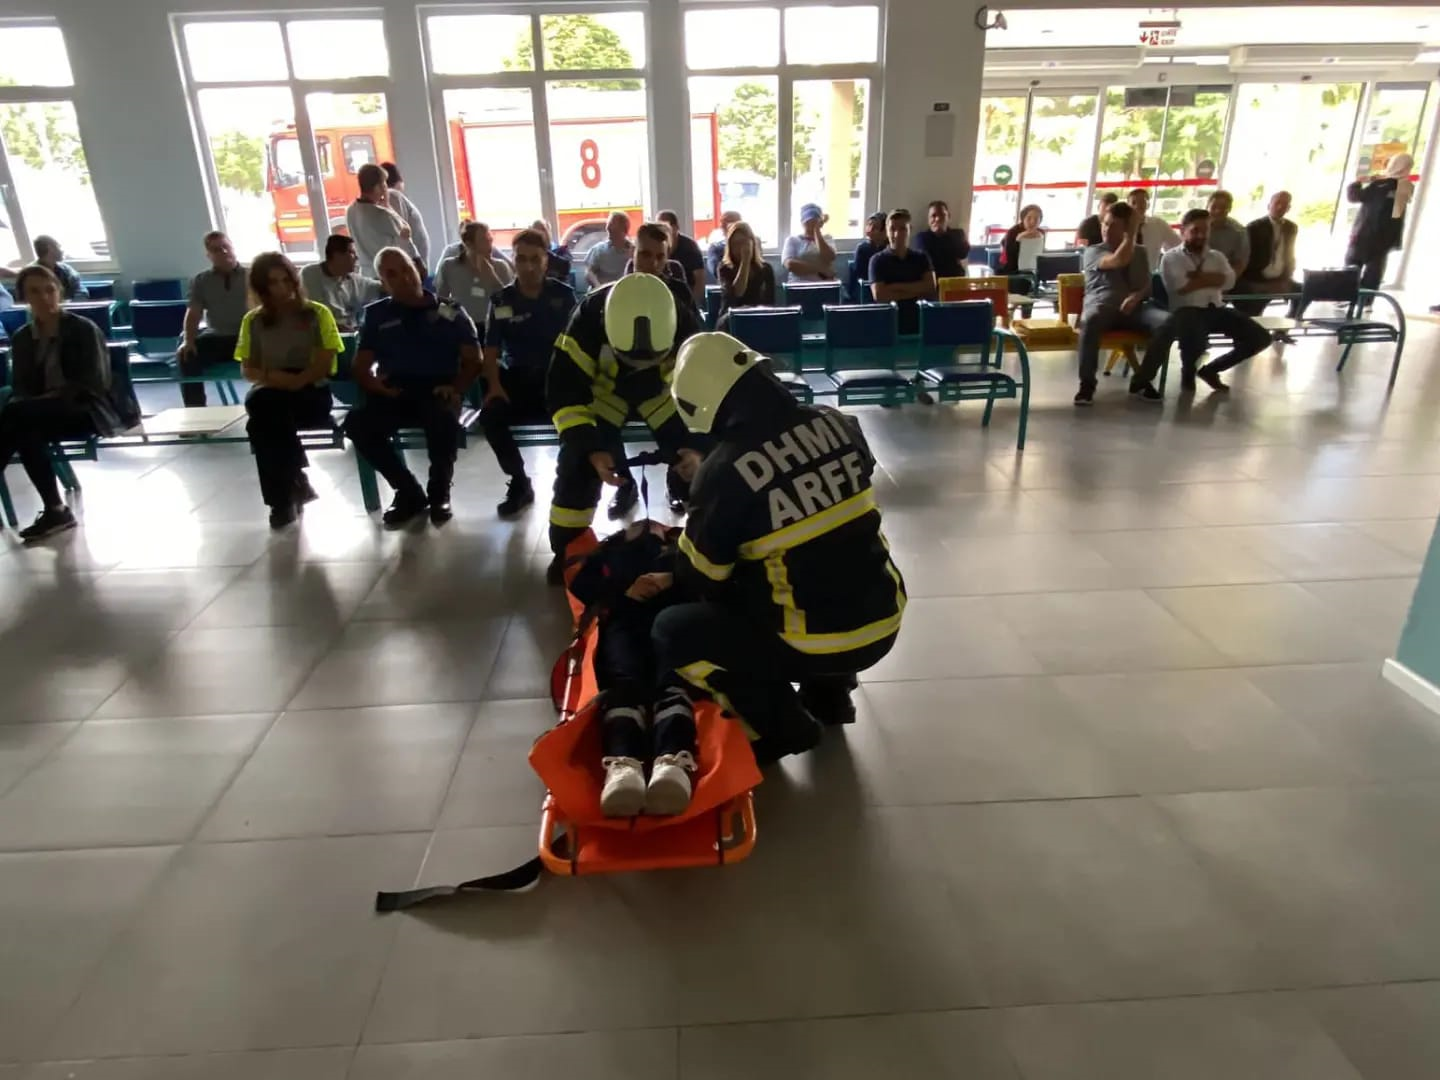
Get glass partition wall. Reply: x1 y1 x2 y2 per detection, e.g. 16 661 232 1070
974 77 1430 279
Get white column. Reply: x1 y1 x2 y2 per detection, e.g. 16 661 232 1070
381 4 447 255
876 0 987 232
646 0 692 225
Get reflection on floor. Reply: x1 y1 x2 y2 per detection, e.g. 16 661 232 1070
2 331 1440 1078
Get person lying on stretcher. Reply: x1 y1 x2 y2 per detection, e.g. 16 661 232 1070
569 521 700 817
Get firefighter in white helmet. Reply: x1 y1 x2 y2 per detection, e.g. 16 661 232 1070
655 331 907 761
545 272 703 582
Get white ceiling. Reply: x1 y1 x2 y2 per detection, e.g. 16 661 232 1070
990 6 1440 51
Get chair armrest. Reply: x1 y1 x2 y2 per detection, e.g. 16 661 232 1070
1359 288 1406 331
992 326 1031 383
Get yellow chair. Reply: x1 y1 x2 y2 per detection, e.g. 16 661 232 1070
1056 272 1146 375
938 275 1011 328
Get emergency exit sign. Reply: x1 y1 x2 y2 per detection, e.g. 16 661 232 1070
1139 20 1180 47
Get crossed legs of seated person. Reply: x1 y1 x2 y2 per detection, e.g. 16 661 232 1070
0 397 96 541
596 598 700 817
245 384 333 528
652 601 891 767
1132 306 1270 397
1074 304 1169 405
342 383 461 527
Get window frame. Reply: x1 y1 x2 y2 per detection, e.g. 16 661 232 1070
171 9 393 260
681 0 884 246
0 17 115 271
419 4 652 248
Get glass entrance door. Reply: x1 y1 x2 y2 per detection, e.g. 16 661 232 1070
1018 90 1099 244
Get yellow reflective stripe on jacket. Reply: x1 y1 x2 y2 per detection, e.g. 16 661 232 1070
549 503 596 528
591 392 628 427
737 489 878 561
640 390 677 429
553 405 595 433
764 552 805 638
679 532 733 581
780 609 904 655
556 334 596 378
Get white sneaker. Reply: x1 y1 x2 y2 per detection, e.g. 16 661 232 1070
600 757 646 817
646 751 696 816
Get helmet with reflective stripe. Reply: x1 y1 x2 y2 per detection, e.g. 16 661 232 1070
603 273 678 368
671 331 762 434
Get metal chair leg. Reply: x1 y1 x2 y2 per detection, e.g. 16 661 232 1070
356 455 380 513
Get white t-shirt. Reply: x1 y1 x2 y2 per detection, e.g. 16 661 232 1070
782 233 836 282
1139 216 1180 260
1160 246 1235 309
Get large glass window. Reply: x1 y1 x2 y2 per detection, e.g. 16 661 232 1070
1151 86 1231 217
1226 82 1362 268
176 15 392 259
683 4 881 245
971 95 1026 243
0 23 112 268
425 10 650 254
1019 92 1099 241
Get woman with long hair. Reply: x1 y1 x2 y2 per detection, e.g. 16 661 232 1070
236 251 343 528
1001 203 1045 315
718 221 775 314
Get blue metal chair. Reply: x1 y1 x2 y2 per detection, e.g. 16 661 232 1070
0 307 28 338
66 300 117 341
916 300 1031 450
81 279 116 300
132 278 185 302
968 244 997 268
704 285 723 329
821 303 915 406
727 307 813 403
781 280 844 323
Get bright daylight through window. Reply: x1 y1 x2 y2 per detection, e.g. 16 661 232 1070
685 4 879 248
0 23 111 267
177 16 392 260
426 11 652 253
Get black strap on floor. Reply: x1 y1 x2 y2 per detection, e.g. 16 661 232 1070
374 856 544 912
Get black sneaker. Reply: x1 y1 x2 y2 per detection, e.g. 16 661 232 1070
751 698 823 765
18 506 77 543
1273 330 1297 346
1073 383 1095 407
668 495 687 515
497 476 534 519
607 480 638 521
268 503 298 530
1196 364 1230 393
428 488 453 527
1128 378 1162 403
545 553 567 587
293 472 319 506
382 488 429 529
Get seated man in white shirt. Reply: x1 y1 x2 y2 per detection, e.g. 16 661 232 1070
1127 188 1179 262
1131 209 1271 398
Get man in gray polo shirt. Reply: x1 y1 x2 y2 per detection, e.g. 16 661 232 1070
584 211 633 288
300 234 381 332
434 221 514 328
181 231 249 407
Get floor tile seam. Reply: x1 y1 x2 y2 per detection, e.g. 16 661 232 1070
859 655 1391 686
330 978 1440 1056
0 722 87 801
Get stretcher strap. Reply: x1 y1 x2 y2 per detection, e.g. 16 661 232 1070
374 856 543 912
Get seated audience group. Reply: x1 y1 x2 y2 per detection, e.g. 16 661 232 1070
0 153 1412 541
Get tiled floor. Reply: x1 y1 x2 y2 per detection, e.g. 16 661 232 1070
1 327 1439 1078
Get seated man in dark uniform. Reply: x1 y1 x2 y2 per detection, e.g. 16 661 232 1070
481 228 577 518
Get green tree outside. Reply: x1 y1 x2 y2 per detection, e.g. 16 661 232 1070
210 130 264 195
506 15 641 90
0 82 89 183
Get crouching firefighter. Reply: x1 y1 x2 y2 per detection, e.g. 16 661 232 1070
546 272 703 583
656 331 907 764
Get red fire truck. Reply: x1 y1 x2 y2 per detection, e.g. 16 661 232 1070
268 110 722 253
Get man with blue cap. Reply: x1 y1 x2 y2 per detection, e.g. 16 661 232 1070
782 202 837 283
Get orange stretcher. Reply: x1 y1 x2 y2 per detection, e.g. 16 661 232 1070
376 528 760 912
